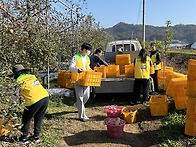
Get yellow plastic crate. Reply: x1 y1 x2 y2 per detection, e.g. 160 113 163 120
185 116 196 137
163 72 175 90
187 80 196 97
149 95 168 116
107 65 120 78
57 70 67 88
94 65 107 78
166 76 187 96
118 64 126 75
158 66 173 86
187 59 196 81
172 77 188 110
121 106 137 124
186 97 196 117
57 70 74 88
74 71 102 86
116 54 131 65
0 120 13 137
125 64 134 78
187 59 196 97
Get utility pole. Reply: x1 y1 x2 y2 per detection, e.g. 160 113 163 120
46 0 50 89
142 0 145 48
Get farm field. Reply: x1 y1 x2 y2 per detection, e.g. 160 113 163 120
0 53 196 147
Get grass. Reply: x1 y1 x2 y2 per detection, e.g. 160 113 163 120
37 96 75 147
159 49 196 55
25 91 196 147
155 100 196 147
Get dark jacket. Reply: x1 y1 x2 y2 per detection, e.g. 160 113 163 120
90 54 108 70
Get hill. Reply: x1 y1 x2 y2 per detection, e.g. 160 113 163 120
105 22 196 43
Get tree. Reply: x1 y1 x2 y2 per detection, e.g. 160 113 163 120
0 0 112 137
162 20 173 86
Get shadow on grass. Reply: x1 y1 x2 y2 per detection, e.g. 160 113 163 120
45 111 78 119
63 129 161 147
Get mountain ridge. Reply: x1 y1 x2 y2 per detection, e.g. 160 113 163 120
105 22 196 43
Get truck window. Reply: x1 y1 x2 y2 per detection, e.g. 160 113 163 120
112 45 115 52
124 44 130 51
112 44 123 52
111 43 136 52
131 44 135 51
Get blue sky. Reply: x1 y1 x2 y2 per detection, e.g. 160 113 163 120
84 0 196 28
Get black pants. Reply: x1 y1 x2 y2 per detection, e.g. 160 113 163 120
21 97 49 138
150 70 158 92
133 79 150 103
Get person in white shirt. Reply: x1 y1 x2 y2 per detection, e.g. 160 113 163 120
69 43 92 122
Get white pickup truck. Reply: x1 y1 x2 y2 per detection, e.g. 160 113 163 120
91 40 142 99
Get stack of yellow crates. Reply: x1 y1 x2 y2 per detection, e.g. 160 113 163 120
57 70 74 89
94 65 107 78
125 64 134 78
158 66 173 86
185 59 196 137
167 77 188 110
115 54 131 75
166 72 187 97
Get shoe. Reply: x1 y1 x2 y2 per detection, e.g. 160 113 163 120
74 102 77 108
29 135 41 143
16 136 29 145
143 101 149 106
80 117 89 122
130 101 136 106
149 92 158 95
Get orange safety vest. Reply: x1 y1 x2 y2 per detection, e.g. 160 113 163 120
134 56 151 79
17 74 49 106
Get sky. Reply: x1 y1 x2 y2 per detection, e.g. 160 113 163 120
83 0 196 28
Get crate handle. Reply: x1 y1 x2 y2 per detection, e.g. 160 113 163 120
156 96 162 99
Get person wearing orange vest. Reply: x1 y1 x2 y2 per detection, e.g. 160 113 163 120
149 42 161 93
9 64 49 144
69 43 92 122
132 48 153 105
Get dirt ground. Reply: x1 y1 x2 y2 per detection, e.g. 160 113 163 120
60 52 196 147
61 97 164 147
0 52 195 147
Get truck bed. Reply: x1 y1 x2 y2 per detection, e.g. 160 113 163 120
93 77 135 94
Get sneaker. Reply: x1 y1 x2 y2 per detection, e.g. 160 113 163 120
74 102 77 108
29 135 41 143
16 136 29 145
143 101 149 106
80 117 89 122
130 101 136 106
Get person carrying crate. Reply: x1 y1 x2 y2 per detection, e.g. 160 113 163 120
69 43 92 122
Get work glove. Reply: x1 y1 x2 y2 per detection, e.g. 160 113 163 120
153 63 156 66
77 68 83 73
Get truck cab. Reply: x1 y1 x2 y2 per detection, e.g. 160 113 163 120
104 40 142 63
